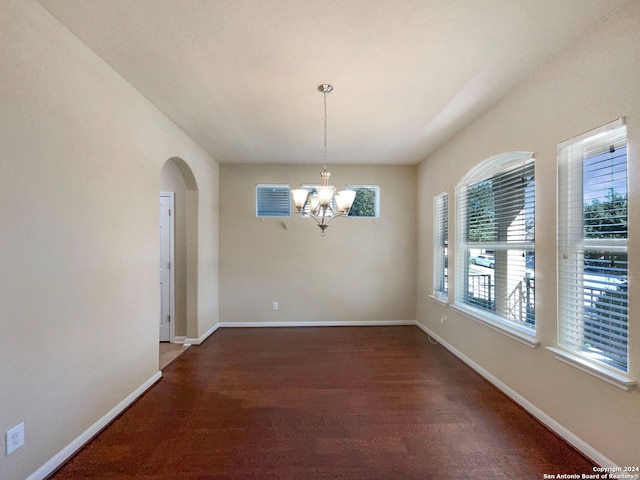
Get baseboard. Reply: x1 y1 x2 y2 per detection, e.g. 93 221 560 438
412 321 616 468
27 371 163 480
184 322 221 345
218 320 416 328
183 320 415 346
173 336 186 344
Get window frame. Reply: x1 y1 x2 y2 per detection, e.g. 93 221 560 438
346 184 380 218
256 184 291 218
432 192 449 303
554 118 633 386
454 151 538 348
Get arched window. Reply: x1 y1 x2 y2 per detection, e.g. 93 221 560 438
455 152 536 345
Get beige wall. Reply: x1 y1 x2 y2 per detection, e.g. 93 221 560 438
3 0 639 477
220 164 416 324
417 1 640 467
0 2 218 479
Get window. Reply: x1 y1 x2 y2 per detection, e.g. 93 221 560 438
557 118 628 373
455 152 535 341
347 185 380 217
256 184 291 217
433 192 448 301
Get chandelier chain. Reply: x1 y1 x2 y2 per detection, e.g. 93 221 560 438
323 90 328 171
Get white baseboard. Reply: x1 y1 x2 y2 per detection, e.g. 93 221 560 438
218 320 416 328
413 321 616 468
183 320 414 344
184 322 221 345
27 371 162 480
172 336 186 344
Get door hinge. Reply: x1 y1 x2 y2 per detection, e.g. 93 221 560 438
167 315 171 323
168 261 171 269
168 208 171 216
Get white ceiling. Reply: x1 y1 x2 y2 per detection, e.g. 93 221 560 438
38 0 626 165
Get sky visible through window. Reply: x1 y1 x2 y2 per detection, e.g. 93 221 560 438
583 146 627 204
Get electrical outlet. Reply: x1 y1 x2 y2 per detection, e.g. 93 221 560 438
440 316 447 325
272 301 279 311
6 422 24 455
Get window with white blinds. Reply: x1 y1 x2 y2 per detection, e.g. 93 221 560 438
455 152 535 337
256 184 291 217
557 118 628 373
433 192 448 300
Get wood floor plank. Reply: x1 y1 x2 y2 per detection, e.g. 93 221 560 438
49 326 595 479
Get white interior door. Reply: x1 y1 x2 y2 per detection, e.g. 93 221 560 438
159 193 173 342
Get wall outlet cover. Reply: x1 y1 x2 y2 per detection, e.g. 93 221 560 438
6 422 25 455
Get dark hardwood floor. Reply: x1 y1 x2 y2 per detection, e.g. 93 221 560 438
50 326 594 479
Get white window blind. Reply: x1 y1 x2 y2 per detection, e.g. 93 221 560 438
558 118 628 372
455 152 535 333
347 185 380 217
433 192 448 300
256 184 291 217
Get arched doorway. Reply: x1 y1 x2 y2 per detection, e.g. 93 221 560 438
159 157 198 345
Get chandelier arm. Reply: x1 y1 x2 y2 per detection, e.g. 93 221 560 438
320 205 330 225
303 209 348 227
322 211 347 225
305 212 323 226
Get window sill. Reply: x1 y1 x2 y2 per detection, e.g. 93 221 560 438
546 347 636 391
451 304 539 348
428 294 449 306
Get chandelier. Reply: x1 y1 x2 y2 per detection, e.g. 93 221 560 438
291 84 356 235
